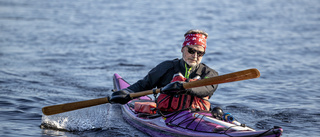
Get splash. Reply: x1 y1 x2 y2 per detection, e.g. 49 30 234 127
41 103 123 132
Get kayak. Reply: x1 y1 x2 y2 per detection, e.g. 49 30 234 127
113 73 283 137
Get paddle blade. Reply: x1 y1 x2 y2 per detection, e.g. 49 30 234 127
183 68 260 89
42 97 109 116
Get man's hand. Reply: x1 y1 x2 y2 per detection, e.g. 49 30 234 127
160 81 186 95
110 90 132 104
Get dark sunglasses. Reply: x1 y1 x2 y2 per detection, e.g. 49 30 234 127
187 47 205 57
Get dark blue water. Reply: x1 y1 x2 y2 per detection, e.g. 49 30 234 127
1 0 319 136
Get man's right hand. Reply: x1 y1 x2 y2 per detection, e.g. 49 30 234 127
110 90 132 104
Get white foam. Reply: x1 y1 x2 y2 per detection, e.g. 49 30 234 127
41 103 123 131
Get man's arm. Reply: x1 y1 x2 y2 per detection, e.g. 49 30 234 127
127 60 174 92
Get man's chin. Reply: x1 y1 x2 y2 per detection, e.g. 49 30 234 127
186 61 197 67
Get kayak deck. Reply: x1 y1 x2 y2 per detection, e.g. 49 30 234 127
113 73 283 137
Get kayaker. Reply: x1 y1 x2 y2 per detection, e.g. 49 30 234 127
111 29 218 111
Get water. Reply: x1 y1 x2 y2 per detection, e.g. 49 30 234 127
0 0 319 136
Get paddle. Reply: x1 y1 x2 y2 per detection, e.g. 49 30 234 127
42 68 260 116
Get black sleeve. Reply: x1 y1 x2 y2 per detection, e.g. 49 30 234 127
186 66 218 98
127 61 174 92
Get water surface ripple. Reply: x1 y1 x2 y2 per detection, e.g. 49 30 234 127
0 0 319 137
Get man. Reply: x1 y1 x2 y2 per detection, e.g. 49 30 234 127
111 29 218 111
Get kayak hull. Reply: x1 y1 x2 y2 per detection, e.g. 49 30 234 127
113 73 283 137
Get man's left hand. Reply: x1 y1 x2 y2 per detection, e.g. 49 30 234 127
160 81 186 95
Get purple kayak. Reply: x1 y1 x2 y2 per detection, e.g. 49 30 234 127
113 73 283 137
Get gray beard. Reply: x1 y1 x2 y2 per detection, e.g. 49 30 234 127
183 58 198 67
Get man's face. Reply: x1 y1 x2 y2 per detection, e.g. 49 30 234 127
181 45 205 67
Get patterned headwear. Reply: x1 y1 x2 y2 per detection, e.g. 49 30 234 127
182 33 207 50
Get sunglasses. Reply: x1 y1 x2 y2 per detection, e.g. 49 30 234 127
187 47 205 57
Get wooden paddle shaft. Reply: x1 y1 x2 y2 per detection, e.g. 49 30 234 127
130 68 260 98
42 97 109 116
130 89 161 98
183 68 260 89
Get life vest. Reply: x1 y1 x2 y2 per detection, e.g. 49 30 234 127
156 73 211 112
